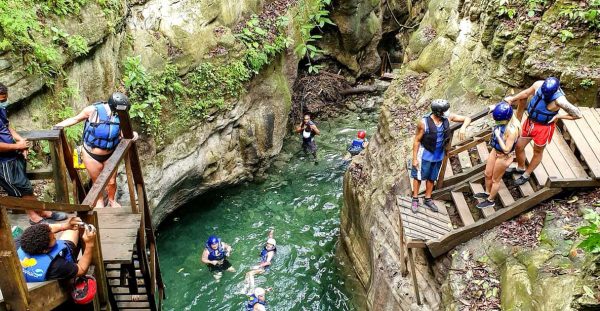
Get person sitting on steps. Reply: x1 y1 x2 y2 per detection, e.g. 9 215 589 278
54 92 139 208
0 83 67 225
504 77 581 185
474 102 521 209
411 99 471 213
17 217 96 281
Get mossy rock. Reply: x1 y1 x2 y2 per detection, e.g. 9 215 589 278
411 36 454 73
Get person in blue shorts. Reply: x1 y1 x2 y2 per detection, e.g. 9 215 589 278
411 99 471 213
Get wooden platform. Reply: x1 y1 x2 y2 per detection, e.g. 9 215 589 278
404 110 600 258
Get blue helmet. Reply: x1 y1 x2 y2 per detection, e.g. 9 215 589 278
541 77 560 100
492 102 513 121
207 235 220 246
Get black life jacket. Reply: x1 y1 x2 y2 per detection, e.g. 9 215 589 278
421 114 450 153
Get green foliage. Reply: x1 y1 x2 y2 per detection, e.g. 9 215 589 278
527 0 547 17
578 209 600 254
497 0 516 19
560 0 600 29
580 79 596 89
41 0 89 16
236 15 292 74
293 0 334 74
559 29 574 42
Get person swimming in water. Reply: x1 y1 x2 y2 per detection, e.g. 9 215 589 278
200 235 235 281
246 287 271 311
244 230 276 291
295 113 320 163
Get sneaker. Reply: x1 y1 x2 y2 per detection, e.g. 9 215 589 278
29 218 49 226
45 211 68 222
477 199 496 209
411 197 419 213
473 192 490 200
424 198 439 212
515 175 530 186
506 167 526 174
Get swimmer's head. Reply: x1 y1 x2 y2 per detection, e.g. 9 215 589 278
266 238 276 250
206 235 220 249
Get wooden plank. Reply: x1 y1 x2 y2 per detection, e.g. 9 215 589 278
26 280 70 311
448 133 492 157
458 151 473 169
450 192 475 226
497 180 515 208
432 173 486 200
525 143 549 186
546 177 600 188
124 152 138 214
400 209 451 233
469 183 495 218
111 287 147 294
0 208 29 310
581 107 600 144
544 137 575 179
101 243 135 263
98 214 141 229
443 158 454 179
407 248 421 306
427 188 561 257
82 139 132 206
26 168 54 180
0 196 92 212
50 140 69 203
18 130 60 141
476 142 490 162
552 130 587 178
117 301 150 308
402 217 449 237
100 228 139 241
406 240 427 248
438 162 486 189
58 130 86 204
538 139 563 180
563 117 600 178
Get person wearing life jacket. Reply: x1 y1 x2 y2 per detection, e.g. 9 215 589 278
473 102 521 209
504 77 581 186
244 230 276 291
411 99 471 213
201 235 235 281
295 113 320 163
347 130 369 156
17 217 96 282
0 83 68 225
55 92 139 208
246 287 270 311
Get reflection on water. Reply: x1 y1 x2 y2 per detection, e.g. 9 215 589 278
157 111 378 311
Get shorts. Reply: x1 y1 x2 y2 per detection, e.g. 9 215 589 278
207 259 232 273
522 118 555 147
0 157 33 197
411 159 442 181
302 139 317 154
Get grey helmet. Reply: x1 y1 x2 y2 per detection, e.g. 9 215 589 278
107 92 130 111
431 99 450 117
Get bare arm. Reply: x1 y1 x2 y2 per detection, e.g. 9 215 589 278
9 128 25 142
310 124 320 135
267 230 274 239
449 114 472 141
495 127 518 153
76 228 96 276
54 106 95 128
0 141 26 153
506 84 537 104
295 123 303 133
260 252 275 267
554 96 582 120
200 249 212 265
412 121 425 167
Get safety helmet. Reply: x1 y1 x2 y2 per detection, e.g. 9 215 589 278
357 131 366 139
72 276 97 305
431 99 450 117
266 238 277 246
254 287 266 297
492 102 513 121
207 235 220 246
541 77 560 100
107 92 130 111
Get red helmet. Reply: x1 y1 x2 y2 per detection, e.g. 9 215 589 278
357 131 366 139
72 275 97 304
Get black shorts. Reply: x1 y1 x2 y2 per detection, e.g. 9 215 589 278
0 157 33 197
207 259 232 272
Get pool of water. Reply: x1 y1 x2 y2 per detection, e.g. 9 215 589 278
157 110 378 311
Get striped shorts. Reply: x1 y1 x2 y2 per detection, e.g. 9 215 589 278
0 157 33 197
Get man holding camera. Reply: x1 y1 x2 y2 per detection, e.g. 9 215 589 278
17 216 97 281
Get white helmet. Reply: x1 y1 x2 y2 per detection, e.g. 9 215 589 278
254 287 266 297
266 238 276 246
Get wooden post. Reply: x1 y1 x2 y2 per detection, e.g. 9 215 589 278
57 129 87 203
407 247 421 305
124 153 138 214
0 207 30 310
78 211 110 308
398 208 407 276
50 140 70 203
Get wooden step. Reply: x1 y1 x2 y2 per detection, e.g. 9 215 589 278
111 287 147 294
106 270 143 279
476 142 490 162
468 183 495 218
458 151 473 169
115 294 149 302
450 191 475 226
117 301 150 309
497 180 515 207
507 163 536 196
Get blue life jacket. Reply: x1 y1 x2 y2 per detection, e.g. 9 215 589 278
527 87 565 124
490 124 517 154
347 138 365 156
205 242 226 261
17 240 74 282
246 295 267 311
260 246 276 264
83 103 121 150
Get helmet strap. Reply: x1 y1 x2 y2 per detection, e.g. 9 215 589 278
495 120 509 125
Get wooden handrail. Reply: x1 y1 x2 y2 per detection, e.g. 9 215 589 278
447 133 492 157
18 130 61 141
0 196 93 212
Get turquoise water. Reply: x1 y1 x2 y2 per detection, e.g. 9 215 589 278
157 110 378 311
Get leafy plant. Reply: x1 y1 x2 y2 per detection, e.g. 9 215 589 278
527 0 547 17
497 0 516 19
294 0 335 74
577 209 600 254
559 29 574 42
580 79 596 89
560 1 600 29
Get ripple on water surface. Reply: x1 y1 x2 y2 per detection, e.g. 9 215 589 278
157 111 378 311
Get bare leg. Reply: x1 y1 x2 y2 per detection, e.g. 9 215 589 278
107 171 121 208
525 144 546 175
484 150 498 193
22 194 51 222
82 151 105 208
515 137 531 170
424 180 435 198
489 154 514 200
412 179 421 198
